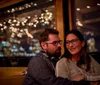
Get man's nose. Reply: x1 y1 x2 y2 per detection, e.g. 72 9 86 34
57 43 61 47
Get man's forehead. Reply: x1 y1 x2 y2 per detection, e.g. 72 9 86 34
48 34 60 40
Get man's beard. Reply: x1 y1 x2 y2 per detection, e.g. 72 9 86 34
48 47 61 67
47 47 61 59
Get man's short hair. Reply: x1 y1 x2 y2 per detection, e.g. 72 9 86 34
39 28 59 44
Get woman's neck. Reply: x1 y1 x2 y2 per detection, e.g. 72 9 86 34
71 54 81 62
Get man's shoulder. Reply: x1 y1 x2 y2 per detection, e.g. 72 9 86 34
27 52 45 67
31 52 43 59
30 52 47 62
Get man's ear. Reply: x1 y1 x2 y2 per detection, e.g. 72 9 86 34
41 42 47 50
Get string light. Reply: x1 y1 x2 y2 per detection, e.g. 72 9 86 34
0 0 55 57
0 8 54 40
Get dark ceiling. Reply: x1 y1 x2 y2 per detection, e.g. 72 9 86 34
75 0 100 36
0 0 24 9
75 0 100 24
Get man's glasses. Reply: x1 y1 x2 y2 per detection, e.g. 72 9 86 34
45 40 62 46
66 39 79 46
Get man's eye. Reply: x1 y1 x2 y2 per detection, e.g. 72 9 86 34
66 41 69 44
53 41 57 44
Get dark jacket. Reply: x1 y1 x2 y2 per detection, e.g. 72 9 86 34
23 52 89 85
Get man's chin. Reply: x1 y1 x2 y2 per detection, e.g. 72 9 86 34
55 52 61 57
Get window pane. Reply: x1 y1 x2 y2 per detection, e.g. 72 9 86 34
0 0 55 66
75 0 100 52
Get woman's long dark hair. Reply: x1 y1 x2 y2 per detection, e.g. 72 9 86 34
62 29 91 71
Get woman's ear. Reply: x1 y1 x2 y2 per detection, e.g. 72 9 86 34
82 41 85 47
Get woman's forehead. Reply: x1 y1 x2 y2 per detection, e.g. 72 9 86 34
66 34 78 39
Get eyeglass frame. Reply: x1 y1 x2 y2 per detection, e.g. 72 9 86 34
45 40 62 46
66 38 79 46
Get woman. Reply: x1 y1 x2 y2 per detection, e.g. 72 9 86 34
56 29 100 85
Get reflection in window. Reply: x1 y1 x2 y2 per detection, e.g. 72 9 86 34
75 0 100 52
0 0 55 58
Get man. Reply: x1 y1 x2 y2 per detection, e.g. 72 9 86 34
23 28 89 85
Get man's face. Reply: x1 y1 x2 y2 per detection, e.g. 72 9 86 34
42 34 61 58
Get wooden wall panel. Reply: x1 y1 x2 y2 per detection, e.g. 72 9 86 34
55 0 64 54
0 67 27 85
0 67 27 77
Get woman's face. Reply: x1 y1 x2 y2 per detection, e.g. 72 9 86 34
66 33 85 55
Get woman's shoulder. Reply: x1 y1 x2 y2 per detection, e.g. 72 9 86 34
58 57 67 61
89 55 98 63
89 55 100 67
57 57 70 65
